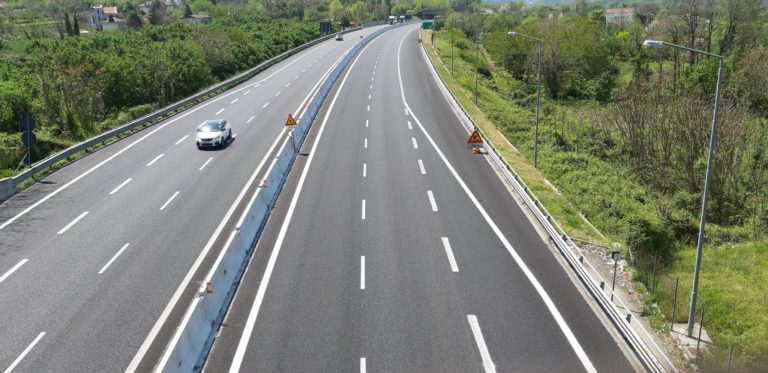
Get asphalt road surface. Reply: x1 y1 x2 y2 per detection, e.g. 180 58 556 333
0 25 388 373
203 25 639 373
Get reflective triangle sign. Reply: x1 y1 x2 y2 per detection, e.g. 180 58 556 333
285 113 297 126
468 127 483 144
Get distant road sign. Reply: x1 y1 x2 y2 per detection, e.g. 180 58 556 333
21 113 36 132
285 113 297 126
21 131 36 148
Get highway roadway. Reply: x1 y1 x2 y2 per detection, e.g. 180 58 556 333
0 25 387 372
203 25 639 372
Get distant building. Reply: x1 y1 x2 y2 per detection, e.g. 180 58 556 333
89 5 125 31
606 7 634 27
181 15 211 25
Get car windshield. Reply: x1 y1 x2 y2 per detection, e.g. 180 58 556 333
199 122 223 132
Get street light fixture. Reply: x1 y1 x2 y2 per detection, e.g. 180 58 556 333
643 39 724 338
508 31 543 168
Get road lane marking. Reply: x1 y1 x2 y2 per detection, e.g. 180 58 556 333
408 120 412 130
275 91 281 97
146 154 164 166
0 259 27 286
360 256 365 289
150 45 353 373
99 243 130 274
427 190 438 211
230 98 239 104
199 157 213 171
223 38 366 372
405 107 409 115
360 358 366 373
216 108 225 115
418 159 426 174
467 315 495 373
397 31 597 373
363 163 367 178
367 105 370 112
262 102 270 108
441 237 459 272
370 84 372 90
368 94 371 100
286 82 291 87
4 332 45 373
252 83 260 88
243 90 250 95
160 191 180 211
365 119 369 128
175 135 189 145
372 71 375 75
364 138 368 149
247 116 255 124
362 199 366 220
294 75 299 80
109 178 133 195
371 77 374 82
57 211 88 234
411 137 418 149
232 133 238 139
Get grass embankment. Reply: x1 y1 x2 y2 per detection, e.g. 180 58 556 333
423 28 768 370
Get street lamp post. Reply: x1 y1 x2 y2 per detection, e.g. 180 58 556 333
508 31 542 168
643 39 724 338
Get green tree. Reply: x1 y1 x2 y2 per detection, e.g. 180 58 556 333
329 0 344 21
148 0 166 25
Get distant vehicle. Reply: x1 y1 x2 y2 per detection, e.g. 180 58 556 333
335 33 343 41
398 15 405 23
388 15 396 25
196 119 231 148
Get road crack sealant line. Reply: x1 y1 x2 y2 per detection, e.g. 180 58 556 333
155 23 407 373
417 30 674 373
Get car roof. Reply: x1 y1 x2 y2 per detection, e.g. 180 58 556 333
204 119 226 126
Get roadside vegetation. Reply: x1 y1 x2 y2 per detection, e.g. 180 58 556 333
0 0 393 177
424 1 768 370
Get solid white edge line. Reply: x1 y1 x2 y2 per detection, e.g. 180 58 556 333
411 137 418 149
441 237 459 272
109 178 133 195
98 243 130 274
3 332 45 373
467 315 496 373
227 32 382 373
175 135 189 145
360 357 366 373
0 259 28 285
199 157 214 171
126 37 350 373
57 211 89 235
360 256 365 289
146 153 164 167
418 159 426 174
160 191 180 211
216 108 225 115
397 29 597 373
363 163 367 178
427 190 438 212
0 34 334 234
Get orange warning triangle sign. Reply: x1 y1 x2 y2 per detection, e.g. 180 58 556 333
468 127 483 144
285 113 297 126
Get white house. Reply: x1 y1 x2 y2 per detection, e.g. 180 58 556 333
606 8 634 27
89 5 125 31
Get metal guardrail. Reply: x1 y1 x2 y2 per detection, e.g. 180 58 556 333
418 30 674 373
0 25 372 204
